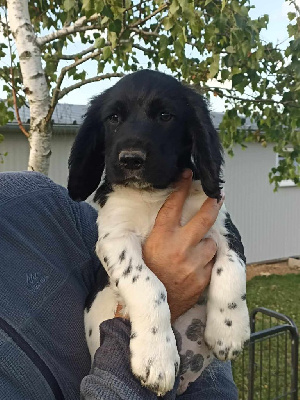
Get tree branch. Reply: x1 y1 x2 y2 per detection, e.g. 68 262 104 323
57 73 124 100
56 45 96 60
37 14 100 47
129 3 169 28
130 27 159 37
204 87 300 108
47 48 103 122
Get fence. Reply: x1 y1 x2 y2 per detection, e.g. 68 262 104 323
232 307 299 400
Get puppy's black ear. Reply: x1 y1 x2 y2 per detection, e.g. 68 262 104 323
185 87 224 200
68 95 106 201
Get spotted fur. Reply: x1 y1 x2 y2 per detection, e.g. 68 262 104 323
68 70 250 396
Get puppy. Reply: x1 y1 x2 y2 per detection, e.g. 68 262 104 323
68 70 250 395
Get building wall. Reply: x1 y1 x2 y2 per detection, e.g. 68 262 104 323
0 130 73 187
224 143 300 263
1 132 299 263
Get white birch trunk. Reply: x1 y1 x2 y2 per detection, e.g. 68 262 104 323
7 0 52 175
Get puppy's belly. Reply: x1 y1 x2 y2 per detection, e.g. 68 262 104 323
173 301 213 394
84 285 118 358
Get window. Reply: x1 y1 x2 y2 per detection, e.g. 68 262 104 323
276 148 299 187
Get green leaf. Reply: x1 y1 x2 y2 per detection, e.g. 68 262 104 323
163 17 174 31
63 0 75 11
226 46 235 53
287 12 296 21
208 54 220 79
102 46 112 60
94 37 106 48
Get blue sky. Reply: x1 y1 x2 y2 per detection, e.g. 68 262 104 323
59 0 294 111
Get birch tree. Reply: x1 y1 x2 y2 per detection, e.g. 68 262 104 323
0 0 299 186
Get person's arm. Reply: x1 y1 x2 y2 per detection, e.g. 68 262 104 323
81 171 223 399
81 318 179 400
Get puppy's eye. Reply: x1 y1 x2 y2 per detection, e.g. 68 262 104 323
108 114 119 124
160 112 173 122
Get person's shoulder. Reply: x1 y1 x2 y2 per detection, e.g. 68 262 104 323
0 171 57 202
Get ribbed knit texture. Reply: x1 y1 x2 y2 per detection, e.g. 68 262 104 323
0 171 100 399
0 171 238 400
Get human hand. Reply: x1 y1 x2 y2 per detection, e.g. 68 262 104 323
143 169 224 323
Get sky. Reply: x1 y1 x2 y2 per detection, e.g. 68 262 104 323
0 0 298 111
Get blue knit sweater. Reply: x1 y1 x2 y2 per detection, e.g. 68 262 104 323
0 171 102 399
0 171 237 400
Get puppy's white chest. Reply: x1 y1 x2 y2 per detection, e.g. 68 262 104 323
97 181 209 241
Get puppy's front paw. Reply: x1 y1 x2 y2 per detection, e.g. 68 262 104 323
130 328 180 396
204 301 250 360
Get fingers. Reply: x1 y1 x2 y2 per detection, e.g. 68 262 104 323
154 169 193 230
195 238 217 266
183 195 224 246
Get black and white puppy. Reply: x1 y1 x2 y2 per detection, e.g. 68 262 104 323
68 70 250 396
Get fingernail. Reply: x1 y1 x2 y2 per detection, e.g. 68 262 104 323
182 169 192 179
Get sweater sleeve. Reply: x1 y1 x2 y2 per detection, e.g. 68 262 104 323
80 319 179 400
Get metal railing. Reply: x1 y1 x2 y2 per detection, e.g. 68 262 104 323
233 307 299 400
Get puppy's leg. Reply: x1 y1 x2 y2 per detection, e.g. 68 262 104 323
204 237 250 360
96 233 180 396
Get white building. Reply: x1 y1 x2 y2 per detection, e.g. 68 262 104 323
0 104 299 264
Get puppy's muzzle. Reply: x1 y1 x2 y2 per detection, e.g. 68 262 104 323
119 150 146 170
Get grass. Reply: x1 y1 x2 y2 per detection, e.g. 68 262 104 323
232 274 300 400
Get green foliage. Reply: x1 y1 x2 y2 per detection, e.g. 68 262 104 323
0 0 299 185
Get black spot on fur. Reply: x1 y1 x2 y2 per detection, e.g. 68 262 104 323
186 319 206 341
220 308 224 313
132 275 139 283
241 293 246 301
228 256 234 262
217 340 223 346
94 180 113 207
145 276 150 281
228 302 237 309
224 212 246 264
180 350 203 374
130 332 137 339
119 250 126 262
219 350 225 356
145 366 150 380
160 292 166 301
136 264 143 272
225 319 232 327
158 373 163 380
174 361 179 375
151 327 158 334
123 258 132 276
89 329 92 337
154 292 166 306
103 256 108 264
190 354 204 372
232 350 240 357
217 267 223 275
115 279 119 287
103 232 109 239
84 265 109 312
166 336 170 343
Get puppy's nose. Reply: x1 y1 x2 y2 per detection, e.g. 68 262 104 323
119 150 146 170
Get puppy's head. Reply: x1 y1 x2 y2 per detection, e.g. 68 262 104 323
68 70 223 201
